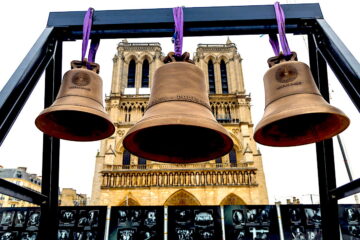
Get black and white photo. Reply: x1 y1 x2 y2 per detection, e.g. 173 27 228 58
0 211 14 226
247 209 258 223
306 228 322 240
59 210 76 226
78 211 89 227
83 231 96 240
345 208 359 224
234 230 246 240
175 210 191 224
139 231 156 240
348 225 360 237
117 229 135 240
245 208 270 224
291 226 306 240
130 210 140 224
197 229 214 240
304 208 321 225
74 231 97 240
14 211 27 227
249 227 269 240
225 205 280 240
194 211 213 227
20 232 37 240
232 210 245 225
289 208 302 224
0 232 17 240
58 229 70 240
109 206 163 240
78 210 99 227
27 211 40 227
176 228 194 240
169 206 221 240
258 209 270 224
144 210 157 227
73 231 83 240
117 210 128 225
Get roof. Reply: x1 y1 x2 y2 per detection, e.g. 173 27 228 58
0 168 41 186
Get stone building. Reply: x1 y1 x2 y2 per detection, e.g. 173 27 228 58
59 188 87 206
0 166 41 207
91 39 269 206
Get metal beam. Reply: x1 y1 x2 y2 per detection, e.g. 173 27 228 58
0 178 47 205
0 27 55 146
314 19 360 112
309 34 340 240
330 178 360 200
39 40 62 240
47 4 323 39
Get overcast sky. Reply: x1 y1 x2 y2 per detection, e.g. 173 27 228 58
0 0 359 204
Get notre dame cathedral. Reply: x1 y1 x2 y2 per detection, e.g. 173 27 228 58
90 38 269 206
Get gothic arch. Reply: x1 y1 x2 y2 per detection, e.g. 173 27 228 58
115 140 125 153
139 53 153 63
119 196 141 206
164 189 201 206
204 55 216 64
228 131 241 151
220 193 246 205
218 55 230 63
124 54 138 64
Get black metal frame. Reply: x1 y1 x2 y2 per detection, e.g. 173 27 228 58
0 4 359 239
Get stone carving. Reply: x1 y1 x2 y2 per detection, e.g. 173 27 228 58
101 169 257 188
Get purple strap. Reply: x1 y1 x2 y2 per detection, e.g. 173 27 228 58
269 2 291 56
82 8 100 65
88 38 100 63
172 7 184 56
269 33 280 56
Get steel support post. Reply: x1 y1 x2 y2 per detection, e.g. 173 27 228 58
39 39 62 240
308 34 340 240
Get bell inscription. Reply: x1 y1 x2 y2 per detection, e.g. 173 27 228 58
72 72 91 86
275 65 297 83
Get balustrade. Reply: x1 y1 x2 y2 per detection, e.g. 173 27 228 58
101 169 257 189
102 162 249 171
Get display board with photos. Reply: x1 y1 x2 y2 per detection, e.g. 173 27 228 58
339 204 360 240
108 206 164 240
167 205 222 240
224 205 280 240
0 207 40 240
280 204 322 240
57 206 107 240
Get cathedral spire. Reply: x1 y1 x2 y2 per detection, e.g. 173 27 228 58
226 37 232 45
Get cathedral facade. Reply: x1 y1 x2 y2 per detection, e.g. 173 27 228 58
90 39 269 206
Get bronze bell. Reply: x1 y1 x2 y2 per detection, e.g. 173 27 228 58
35 60 115 141
122 53 233 163
254 52 350 147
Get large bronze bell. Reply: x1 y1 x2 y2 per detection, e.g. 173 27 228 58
254 52 350 147
123 53 233 163
35 60 115 141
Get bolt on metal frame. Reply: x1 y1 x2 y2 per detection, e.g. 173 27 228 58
0 3 359 239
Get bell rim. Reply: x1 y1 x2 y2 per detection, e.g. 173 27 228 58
35 104 115 141
254 96 350 147
123 115 234 163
